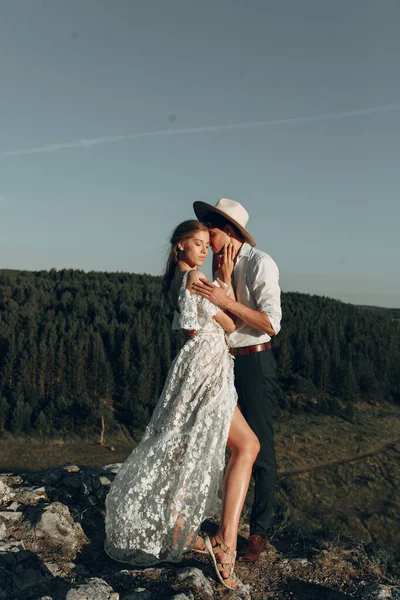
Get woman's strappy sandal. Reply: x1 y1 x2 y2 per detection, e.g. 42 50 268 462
204 535 237 589
183 535 208 554
191 535 209 554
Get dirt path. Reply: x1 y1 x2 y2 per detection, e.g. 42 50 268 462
279 439 400 478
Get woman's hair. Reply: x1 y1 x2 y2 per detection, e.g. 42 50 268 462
162 220 209 295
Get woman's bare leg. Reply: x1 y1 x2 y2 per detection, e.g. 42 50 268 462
211 406 260 582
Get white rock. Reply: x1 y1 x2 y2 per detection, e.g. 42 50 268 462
44 560 75 577
290 557 310 566
64 465 81 472
32 502 88 558
115 569 132 577
104 463 122 473
66 577 119 600
0 539 25 552
100 475 112 487
360 583 400 599
0 522 6 541
229 578 252 600
13 486 47 504
0 479 10 493
0 480 12 503
0 473 22 485
177 567 214 599
0 511 23 523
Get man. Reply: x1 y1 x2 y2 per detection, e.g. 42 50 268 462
192 198 282 562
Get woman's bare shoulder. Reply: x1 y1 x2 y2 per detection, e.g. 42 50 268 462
185 269 207 292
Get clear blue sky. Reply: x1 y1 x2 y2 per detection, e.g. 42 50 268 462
1 0 399 307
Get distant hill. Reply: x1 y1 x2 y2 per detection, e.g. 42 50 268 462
357 304 400 320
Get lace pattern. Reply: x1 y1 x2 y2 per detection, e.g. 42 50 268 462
104 270 237 565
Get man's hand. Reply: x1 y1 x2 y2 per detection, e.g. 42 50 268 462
192 278 232 310
186 329 197 339
194 277 275 336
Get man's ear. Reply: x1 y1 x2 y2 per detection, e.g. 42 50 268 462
224 224 234 237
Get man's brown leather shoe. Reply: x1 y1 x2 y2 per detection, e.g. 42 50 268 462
238 535 267 562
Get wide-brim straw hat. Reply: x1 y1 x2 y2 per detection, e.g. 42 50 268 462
193 198 256 247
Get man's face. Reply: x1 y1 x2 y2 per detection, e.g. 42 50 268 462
208 227 230 255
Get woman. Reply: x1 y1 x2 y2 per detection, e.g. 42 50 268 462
105 220 260 589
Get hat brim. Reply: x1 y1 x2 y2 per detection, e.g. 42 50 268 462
193 201 256 247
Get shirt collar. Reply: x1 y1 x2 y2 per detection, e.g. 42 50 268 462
236 242 251 261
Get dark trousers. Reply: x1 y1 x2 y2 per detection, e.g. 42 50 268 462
233 349 277 537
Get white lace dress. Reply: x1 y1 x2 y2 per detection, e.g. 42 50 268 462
104 271 237 566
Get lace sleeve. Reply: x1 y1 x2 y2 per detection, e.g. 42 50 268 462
177 289 199 330
195 295 220 320
171 271 224 331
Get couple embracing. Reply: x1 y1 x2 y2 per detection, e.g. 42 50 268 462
105 198 282 589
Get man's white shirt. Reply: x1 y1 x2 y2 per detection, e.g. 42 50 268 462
222 243 282 348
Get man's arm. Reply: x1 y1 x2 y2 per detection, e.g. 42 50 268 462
225 297 275 335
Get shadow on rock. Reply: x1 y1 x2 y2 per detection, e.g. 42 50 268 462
271 531 323 560
283 578 353 599
0 540 68 600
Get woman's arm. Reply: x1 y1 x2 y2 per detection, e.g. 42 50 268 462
213 309 236 333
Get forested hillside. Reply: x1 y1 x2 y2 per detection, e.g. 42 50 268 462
357 304 400 320
0 268 399 437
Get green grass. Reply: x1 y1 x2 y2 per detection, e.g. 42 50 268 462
1 402 399 560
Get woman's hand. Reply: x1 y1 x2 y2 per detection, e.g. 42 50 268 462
218 242 235 284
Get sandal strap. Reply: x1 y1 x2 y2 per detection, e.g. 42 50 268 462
217 566 236 585
205 536 237 590
218 563 234 572
193 536 205 548
213 535 236 558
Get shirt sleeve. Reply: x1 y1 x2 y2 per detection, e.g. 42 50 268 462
249 254 282 335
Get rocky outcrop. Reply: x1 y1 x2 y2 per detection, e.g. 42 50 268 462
0 464 399 600
28 501 88 558
359 583 400 599
65 577 119 600
0 539 54 599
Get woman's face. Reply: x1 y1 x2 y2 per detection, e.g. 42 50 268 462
179 230 209 268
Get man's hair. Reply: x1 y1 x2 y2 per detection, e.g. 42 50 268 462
202 212 244 240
